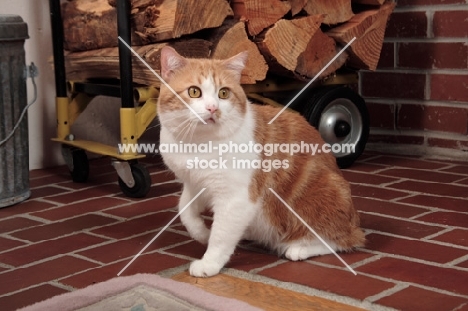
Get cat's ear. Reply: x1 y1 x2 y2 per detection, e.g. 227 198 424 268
160 46 187 81
222 51 248 81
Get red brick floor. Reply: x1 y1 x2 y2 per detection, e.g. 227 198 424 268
0 152 467 310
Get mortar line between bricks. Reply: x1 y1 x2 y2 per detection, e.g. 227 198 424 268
360 210 468 229
5 213 52 225
445 254 468 267
393 192 468 203
453 177 468 184
97 208 179 223
0 262 14 271
387 193 426 204
154 239 194 254
87 222 183 243
362 229 468 251
0 282 62 300
28 182 73 191
364 283 409 303
375 164 468 177
5 224 120 248
379 179 413 188
26 197 63 206
357 269 468 301
68 253 106 266
48 280 77 292
0 254 73 271
91 211 127 222
351 183 416 198
81 230 119 242
34 197 66 207
454 302 468 311
35 198 134 217
422 227 456 240
224 268 393 311
356 247 468 272
157 249 202 262
408 210 435 220
311 253 468 300
248 259 288 275
117 205 179 219
100 198 177 212
0 233 33 246
69 225 192 258
0 238 112 270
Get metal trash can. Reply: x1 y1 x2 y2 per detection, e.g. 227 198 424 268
0 15 30 207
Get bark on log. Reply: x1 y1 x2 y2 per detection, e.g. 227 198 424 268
131 0 233 44
231 0 291 36
62 0 143 52
327 1 395 70
209 20 268 84
62 0 232 51
304 0 354 25
63 39 212 87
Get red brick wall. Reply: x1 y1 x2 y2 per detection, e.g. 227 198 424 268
359 1 468 157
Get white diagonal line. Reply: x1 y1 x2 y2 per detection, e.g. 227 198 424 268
268 37 357 124
268 188 357 275
117 188 206 276
117 37 207 124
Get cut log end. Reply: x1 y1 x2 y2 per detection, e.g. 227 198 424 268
328 1 396 70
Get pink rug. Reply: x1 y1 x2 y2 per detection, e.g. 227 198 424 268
20 273 262 311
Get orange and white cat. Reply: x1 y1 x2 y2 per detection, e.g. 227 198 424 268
157 46 365 277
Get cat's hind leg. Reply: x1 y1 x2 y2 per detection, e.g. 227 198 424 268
283 239 337 261
179 184 210 245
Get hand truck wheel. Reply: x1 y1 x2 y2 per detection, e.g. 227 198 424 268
62 146 89 183
117 162 151 198
302 86 370 168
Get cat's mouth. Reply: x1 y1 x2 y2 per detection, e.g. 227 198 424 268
205 116 217 124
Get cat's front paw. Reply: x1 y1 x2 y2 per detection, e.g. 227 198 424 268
189 259 222 277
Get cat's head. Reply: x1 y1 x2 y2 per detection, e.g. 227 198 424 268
157 46 248 141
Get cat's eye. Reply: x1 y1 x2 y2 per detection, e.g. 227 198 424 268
188 86 201 98
218 88 230 99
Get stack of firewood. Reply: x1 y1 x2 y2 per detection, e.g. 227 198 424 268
61 0 395 86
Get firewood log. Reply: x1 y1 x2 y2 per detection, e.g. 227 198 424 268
327 1 395 70
62 0 232 51
256 15 346 80
303 0 354 25
231 0 291 36
63 39 212 87
208 20 268 84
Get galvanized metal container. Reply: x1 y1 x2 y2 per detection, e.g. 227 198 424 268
0 15 30 207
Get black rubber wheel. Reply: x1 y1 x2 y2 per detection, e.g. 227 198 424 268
302 86 369 169
118 163 151 198
70 149 89 183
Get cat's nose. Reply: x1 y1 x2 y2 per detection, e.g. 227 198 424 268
206 105 218 113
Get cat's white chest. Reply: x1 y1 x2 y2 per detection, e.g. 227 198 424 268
159 108 259 192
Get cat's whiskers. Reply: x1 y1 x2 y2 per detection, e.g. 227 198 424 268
174 119 194 142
